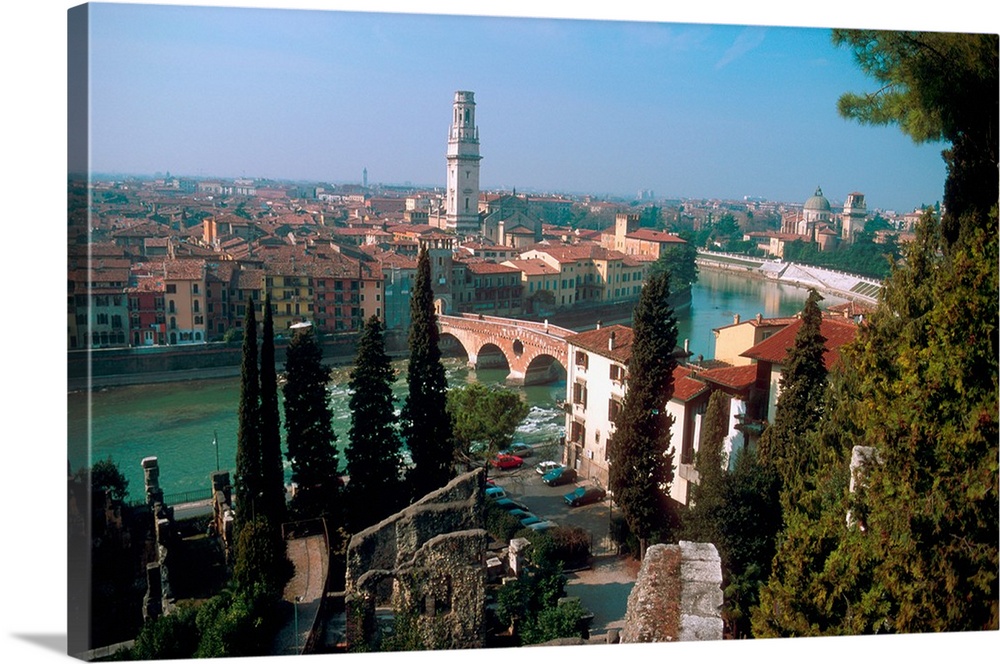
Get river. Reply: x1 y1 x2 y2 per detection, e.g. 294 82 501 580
68 269 843 502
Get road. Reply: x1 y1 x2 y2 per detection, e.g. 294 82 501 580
487 448 638 638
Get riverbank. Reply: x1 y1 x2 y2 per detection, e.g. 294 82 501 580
696 252 881 305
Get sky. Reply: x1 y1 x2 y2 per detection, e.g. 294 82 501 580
2 3 998 664
79 2 973 212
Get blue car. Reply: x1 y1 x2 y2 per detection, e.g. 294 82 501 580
542 466 578 486
564 485 607 507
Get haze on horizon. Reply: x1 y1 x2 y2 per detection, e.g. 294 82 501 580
85 2 956 212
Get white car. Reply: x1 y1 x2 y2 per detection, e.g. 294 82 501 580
535 461 564 475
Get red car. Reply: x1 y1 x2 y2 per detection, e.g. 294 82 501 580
491 453 524 470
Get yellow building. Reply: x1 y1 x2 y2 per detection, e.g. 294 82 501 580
163 259 208 344
711 313 798 366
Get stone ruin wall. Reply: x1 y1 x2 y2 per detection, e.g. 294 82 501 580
344 468 489 650
621 541 723 643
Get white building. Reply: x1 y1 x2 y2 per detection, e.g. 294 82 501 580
562 324 711 506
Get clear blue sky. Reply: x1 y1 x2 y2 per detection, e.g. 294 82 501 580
81 1 975 212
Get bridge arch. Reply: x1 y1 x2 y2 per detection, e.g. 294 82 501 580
437 314 574 386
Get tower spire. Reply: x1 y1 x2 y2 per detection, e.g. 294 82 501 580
445 91 482 235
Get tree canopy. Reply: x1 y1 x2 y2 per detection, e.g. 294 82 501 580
234 299 262 529
447 381 530 466
832 30 998 245
607 270 679 558
258 294 287 525
283 324 341 523
345 314 406 532
400 248 455 501
750 31 998 637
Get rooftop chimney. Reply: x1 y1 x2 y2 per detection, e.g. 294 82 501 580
733 314 741 325
684 338 689 354
756 312 763 324
596 320 602 330
609 330 616 351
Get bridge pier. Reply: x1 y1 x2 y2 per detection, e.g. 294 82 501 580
505 371 525 386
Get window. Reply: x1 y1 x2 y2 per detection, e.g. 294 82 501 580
193 300 200 313
572 382 588 408
609 364 625 384
608 398 623 422
96 313 109 325
192 283 199 294
166 284 177 294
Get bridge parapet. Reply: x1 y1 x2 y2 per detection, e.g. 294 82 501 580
438 314 571 385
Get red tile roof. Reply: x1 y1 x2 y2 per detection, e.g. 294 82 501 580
566 325 635 364
741 317 858 369
626 229 687 244
672 366 710 402
695 364 758 392
502 259 559 276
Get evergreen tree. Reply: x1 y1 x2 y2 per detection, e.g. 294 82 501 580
344 314 405 532
400 247 454 501
283 324 341 523
232 516 293 598
258 294 287 525
607 270 679 558
682 390 731 544
234 299 262 529
754 31 998 635
832 30 997 247
757 288 828 504
448 382 530 467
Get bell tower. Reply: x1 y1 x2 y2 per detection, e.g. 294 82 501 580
446 91 482 234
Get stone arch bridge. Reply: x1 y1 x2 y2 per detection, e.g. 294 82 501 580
438 314 575 385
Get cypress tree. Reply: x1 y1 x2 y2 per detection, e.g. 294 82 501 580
400 247 454 502
607 270 679 559
283 323 341 523
682 389 731 544
345 314 405 532
234 298 261 529
757 287 828 504
258 293 286 525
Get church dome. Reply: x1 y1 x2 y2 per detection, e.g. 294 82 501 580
804 186 832 212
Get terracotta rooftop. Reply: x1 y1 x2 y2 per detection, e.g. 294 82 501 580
741 317 859 370
695 363 758 392
712 315 798 333
672 366 711 402
625 228 687 244
502 259 559 276
566 324 635 364
464 261 521 275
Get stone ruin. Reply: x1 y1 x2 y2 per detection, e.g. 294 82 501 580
621 541 723 643
209 470 235 561
140 456 174 620
344 468 489 651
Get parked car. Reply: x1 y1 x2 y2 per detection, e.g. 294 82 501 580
542 466 578 486
526 520 557 532
491 453 524 470
494 497 529 512
508 508 539 526
502 442 533 458
564 484 607 507
535 460 564 475
485 486 507 500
